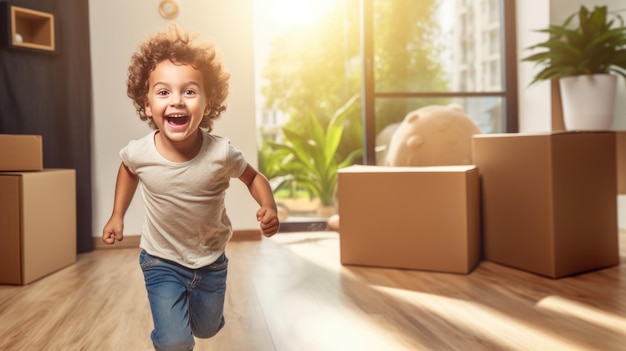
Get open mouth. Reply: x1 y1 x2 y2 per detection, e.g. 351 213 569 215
166 114 190 128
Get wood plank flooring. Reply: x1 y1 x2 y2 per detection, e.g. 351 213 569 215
0 231 624 350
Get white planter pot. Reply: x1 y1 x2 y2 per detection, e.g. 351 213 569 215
559 74 617 131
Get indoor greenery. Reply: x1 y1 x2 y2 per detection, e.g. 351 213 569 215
522 5 626 85
260 0 445 148
266 95 362 207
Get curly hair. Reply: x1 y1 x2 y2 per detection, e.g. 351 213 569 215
126 24 230 132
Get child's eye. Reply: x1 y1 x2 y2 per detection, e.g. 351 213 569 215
184 89 197 96
156 90 169 96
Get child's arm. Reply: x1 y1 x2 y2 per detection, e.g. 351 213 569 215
238 163 280 237
102 162 139 244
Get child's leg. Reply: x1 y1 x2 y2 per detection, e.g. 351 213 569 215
188 252 228 338
139 250 195 351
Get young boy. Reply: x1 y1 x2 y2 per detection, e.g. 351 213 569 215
102 25 279 350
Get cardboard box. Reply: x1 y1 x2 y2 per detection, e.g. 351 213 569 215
617 131 626 194
338 165 480 274
0 169 76 284
472 132 618 278
0 134 43 171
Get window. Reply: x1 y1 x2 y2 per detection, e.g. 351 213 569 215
361 0 518 164
254 0 517 227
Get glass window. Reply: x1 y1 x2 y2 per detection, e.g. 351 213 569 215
361 0 517 165
254 0 517 227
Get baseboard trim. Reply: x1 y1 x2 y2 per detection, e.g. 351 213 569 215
93 230 261 250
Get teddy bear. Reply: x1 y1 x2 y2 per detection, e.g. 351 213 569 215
384 104 482 167
329 104 481 231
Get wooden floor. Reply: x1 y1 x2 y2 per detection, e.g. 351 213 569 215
1 231 625 351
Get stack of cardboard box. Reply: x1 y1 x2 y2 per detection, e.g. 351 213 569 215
0 134 76 285
339 131 620 278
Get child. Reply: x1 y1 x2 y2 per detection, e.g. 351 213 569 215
102 25 279 350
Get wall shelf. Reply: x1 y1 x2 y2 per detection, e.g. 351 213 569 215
3 4 55 52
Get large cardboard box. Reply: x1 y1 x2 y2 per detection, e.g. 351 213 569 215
473 132 618 278
0 134 43 171
0 169 76 284
338 165 480 274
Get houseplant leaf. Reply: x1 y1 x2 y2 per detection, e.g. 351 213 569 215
522 5 626 85
265 95 362 207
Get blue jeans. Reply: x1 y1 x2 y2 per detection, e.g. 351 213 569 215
139 250 228 351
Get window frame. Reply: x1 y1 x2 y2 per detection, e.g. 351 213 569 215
359 0 518 165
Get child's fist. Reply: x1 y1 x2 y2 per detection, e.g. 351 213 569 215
257 207 280 237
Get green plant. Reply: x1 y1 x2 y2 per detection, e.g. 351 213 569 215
267 94 362 207
522 5 626 85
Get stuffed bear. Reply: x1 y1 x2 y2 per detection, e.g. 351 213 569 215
375 122 400 165
385 104 482 167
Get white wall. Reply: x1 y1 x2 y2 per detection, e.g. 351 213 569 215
516 0 552 132
90 0 259 238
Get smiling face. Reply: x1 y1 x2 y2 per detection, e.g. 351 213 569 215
144 60 210 145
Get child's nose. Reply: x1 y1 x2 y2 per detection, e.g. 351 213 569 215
170 94 184 106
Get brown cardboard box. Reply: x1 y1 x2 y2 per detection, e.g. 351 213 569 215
472 132 618 278
617 131 626 194
0 169 76 284
0 134 43 171
338 165 480 274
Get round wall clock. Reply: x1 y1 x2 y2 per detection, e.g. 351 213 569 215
159 0 179 19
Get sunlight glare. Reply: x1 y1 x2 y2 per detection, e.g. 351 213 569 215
536 295 626 334
255 0 337 33
372 286 582 350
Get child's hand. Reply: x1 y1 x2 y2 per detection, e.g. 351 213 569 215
257 207 280 237
102 216 125 244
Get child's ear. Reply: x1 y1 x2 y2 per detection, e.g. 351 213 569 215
144 99 153 117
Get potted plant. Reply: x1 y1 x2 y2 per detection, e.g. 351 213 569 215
267 94 362 218
522 5 626 130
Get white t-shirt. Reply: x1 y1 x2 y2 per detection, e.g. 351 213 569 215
120 130 247 269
